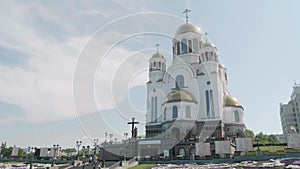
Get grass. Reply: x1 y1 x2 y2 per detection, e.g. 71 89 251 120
245 145 287 156
128 164 156 169
253 145 287 152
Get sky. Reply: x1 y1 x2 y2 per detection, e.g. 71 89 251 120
0 0 300 149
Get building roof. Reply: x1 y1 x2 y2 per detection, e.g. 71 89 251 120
151 52 164 58
202 42 215 48
224 95 243 108
176 23 201 35
165 89 197 103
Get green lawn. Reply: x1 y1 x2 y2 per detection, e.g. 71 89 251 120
253 145 287 152
246 145 287 156
128 164 156 169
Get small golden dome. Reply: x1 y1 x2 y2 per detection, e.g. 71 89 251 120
202 42 215 48
176 23 201 35
224 95 243 108
165 89 197 103
151 52 164 58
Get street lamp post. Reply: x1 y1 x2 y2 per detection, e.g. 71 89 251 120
82 146 86 157
76 141 82 161
93 139 98 155
99 145 106 168
255 136 261 156
109 134 113 143
87 145 90 155
92 139 98 169
26 146 31 159
27 146 32 169
52 144 60 167
124 132 128 141
28 147 36 169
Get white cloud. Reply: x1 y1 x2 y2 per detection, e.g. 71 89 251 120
0 1 100 122
0 6 149 123
0 1 181 125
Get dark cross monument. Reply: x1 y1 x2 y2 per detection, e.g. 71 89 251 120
182 8 191 23
127 117 139 139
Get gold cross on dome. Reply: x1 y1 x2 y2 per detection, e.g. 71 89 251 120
182 9 191 23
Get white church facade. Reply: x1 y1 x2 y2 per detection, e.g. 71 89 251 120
100 11 249 161
143 14 246 158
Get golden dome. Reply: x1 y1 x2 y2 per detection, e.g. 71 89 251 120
165 89 197 103
219 64 225 68
151 52 164 58
224 95 243 108
176 23 201 35
202 42 215 48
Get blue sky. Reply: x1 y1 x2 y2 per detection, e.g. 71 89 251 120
0 0 300 148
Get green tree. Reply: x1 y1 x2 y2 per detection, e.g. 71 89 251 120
62 148 76 154
2 147 12 157
19 148 26 157
61 148 77 157
256 132 268 144
245 129 255 140
267 134 280 144
254 132 280 145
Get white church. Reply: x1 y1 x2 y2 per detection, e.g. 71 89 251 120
142 10 246 159
100 10 249 161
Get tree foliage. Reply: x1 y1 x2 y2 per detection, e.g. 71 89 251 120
61 148 77 157
246 129 281 145
18 148 26 157
2 147 12 157
62 148 76 154
245 129 255 139
1 147 27 157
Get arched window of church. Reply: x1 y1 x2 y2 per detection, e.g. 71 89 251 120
172 128 180 140
186 106 191 118
205 52 208 61
234 111 240 122
178 147 186 157
154 96 158 122
172 106 178 118
205 90 210 118
151 97 154 122
181 39 187 54
188 40 192 53
176 42 180 55
175 75 184 88
210 90 214 117
172 47 175 55
189 148 195 159
193 38 199 53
